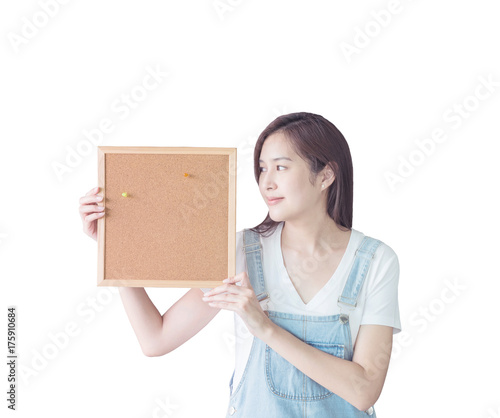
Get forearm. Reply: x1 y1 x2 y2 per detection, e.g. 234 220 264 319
262 323 372 411
118 287 163 355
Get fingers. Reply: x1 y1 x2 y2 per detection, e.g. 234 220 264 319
84 212 105 222
223 271 248 283
79 204 105 215
79 186 105 223
204 283 251 298
202 293 240 303
203 285 232 296
85 186 99 196
79 187 103 206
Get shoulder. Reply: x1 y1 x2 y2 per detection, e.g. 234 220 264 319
236 225 280 252
353 229 400 282
353 229 398 263
374 239 399 268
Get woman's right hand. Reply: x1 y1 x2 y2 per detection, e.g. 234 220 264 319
79 186 105 241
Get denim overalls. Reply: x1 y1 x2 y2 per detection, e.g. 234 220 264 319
225 228 381 417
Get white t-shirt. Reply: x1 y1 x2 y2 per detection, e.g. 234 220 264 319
206 221 401 391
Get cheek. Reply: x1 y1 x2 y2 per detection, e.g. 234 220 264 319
287 178 306 194
292 183 316 202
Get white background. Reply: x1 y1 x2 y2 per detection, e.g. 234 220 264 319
1 1 499 417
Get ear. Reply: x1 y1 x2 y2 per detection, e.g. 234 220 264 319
322 161 337 186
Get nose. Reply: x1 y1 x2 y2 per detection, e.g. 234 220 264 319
261 170 277 191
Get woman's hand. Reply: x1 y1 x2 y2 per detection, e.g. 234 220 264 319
79 186 105 242
202 271 274 340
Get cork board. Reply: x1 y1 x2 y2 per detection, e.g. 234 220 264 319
96 146 236 288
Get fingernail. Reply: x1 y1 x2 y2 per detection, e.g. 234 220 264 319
96 196 103 201
222 278 228 283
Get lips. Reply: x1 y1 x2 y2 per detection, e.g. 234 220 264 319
267 197 284 203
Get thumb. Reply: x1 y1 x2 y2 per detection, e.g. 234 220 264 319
239 271 253 289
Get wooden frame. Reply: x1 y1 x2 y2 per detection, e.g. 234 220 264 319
96 146 236 288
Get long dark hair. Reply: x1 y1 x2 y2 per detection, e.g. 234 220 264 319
250 112 353 237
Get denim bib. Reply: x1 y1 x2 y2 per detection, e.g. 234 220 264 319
225 227 381 417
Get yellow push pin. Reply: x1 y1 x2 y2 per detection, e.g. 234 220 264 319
183 173 189 177
122 192 129 197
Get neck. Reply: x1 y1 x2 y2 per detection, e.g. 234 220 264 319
280 217 351 257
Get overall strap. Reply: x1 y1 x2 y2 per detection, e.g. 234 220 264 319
337 236 381 312
243 228 269 302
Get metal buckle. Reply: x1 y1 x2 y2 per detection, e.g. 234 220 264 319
339 314 349 324
337 296 356 309
337 298 352 324
337 297 356 320
354 248 375 259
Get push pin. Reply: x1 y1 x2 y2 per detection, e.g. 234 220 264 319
122 192 129 197
183 173 189 177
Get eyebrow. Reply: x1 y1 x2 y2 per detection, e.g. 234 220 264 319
258 157 293 163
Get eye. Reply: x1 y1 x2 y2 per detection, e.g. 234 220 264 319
259 165 286 172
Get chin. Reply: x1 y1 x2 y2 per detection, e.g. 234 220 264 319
268 209 285 223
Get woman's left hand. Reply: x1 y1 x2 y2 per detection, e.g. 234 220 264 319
202 271 273 340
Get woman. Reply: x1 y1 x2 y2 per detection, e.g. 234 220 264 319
79 112 401 417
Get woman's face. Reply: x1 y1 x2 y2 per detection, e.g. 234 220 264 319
258 132 326 223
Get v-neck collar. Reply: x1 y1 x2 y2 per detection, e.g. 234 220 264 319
275 221 357 308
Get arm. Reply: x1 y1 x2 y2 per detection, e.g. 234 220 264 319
261 323 393 411
119 287 221 357
202 271 393 410
79 186 222 357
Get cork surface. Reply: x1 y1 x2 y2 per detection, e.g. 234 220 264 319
97 146 236 288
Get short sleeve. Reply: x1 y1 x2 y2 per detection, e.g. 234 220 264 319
360 243 402 334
